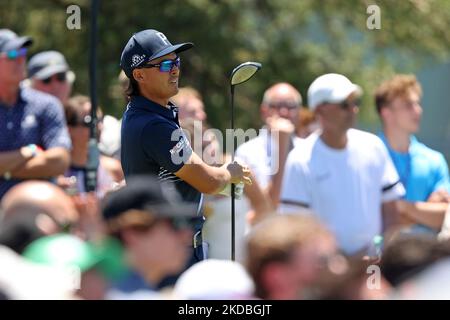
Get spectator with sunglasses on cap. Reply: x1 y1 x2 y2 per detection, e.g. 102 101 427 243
119 29 251 268
280 73 407 256
0 29 71 199
27 50 75 105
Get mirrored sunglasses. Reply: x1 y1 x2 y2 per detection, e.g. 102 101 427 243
139 56 181 73
1 47 28 60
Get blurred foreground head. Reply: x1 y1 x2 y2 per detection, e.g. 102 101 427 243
0 181 79 253
23 234 108 300
101 175 196 285
173 259 255 299
381 235 450 287
260 82 302 126
0 245 78 299
245 214 337 299
171 87 206 122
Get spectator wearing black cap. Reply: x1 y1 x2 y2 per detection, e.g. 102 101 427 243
27 50 75 105
119 29 251 263
0 29 71 199
101 175 196 299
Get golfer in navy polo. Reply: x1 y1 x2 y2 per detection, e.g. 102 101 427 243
119 29 251 264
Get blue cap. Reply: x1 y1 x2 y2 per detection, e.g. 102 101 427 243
0 29 33 53
28 50 72 80
120 29 193 78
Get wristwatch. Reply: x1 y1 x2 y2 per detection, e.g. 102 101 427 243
20 144 39 160
27 144 39 158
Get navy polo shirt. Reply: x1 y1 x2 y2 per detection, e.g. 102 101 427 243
121 95 204 227
0 86 72 198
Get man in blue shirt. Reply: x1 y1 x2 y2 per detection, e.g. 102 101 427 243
119 29 251 264
376 74 450 232
0 29 71 198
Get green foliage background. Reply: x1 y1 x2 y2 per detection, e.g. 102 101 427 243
1 0 449 133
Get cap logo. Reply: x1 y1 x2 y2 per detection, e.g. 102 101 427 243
49 58 59 66
156 32 170 46
131 53 146 68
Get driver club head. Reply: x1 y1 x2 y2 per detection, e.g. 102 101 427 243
230 61 262 86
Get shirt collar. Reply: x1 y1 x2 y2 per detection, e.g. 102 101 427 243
379 131 419 155
129 95 178 121
0 87 26 109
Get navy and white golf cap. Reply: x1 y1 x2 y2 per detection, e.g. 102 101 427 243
120 29 193 78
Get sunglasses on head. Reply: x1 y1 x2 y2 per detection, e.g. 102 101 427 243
139 56 181 73
1 47 27 60
42 72 67 84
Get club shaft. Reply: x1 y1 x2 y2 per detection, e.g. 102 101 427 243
231 84 235 261
86 0 100 193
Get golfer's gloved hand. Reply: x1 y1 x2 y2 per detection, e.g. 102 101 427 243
225 160 252 185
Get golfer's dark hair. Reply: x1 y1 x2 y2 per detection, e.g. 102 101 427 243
126 76 140 97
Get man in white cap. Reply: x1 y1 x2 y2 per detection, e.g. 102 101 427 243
279 73 406 256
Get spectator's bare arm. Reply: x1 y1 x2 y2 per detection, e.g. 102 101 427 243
264 116 295 207
175 152 251 194
399 200 448 230
244 170 274 225
0 146 35 174
428 189 450 203
11 147 70 179
381 200 413 235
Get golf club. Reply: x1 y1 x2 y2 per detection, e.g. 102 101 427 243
229 61 262 261
85 0 100 192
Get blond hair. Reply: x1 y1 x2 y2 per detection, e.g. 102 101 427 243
375 74 422 115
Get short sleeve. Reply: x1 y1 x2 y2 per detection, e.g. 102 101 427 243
40 99 72 150
379 142 405 202
141 121 193 173
279 150 312 213
432 153 450 193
